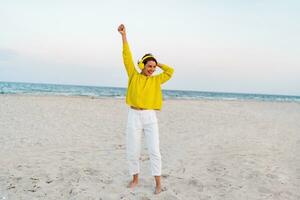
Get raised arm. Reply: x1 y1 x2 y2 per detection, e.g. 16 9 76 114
156 62 174 84
118 24 136 78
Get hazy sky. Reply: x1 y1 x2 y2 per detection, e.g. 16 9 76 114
1 0 299 95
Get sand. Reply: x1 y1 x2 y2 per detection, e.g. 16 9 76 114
0 94 299 200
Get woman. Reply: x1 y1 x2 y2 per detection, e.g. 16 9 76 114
118 24 174 194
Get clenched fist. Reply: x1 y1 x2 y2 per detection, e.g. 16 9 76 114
118 24 126 35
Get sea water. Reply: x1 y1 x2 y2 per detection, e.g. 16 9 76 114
0 81 299 102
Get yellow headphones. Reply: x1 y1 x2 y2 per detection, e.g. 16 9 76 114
138 55 155 70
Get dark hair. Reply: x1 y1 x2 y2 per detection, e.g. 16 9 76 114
142 53 157 65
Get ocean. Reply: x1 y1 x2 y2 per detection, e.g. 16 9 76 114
0 81 299 102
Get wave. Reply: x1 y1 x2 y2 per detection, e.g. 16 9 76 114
1 81 299 103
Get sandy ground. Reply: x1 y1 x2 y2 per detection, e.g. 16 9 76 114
0 94 299 200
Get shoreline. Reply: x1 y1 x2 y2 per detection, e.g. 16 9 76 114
1 93 299 105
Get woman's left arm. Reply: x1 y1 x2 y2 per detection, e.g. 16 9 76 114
157 63 174 84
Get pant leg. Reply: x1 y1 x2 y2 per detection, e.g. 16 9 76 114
126 108 143 175
142 111 162 176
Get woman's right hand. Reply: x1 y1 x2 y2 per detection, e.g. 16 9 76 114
118 24 126 36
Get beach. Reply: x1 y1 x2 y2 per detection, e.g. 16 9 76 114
0 94 299 200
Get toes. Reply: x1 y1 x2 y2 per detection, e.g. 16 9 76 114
154 188 162 194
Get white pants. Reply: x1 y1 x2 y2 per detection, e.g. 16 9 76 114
126 107 162 176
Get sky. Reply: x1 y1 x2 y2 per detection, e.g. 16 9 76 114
0 0 300 95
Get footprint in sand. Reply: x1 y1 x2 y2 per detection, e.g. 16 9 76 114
100 177 113 184
169 176 204 195
188 178 204 192
83 168 99 176
161 194 181 200
258 187 273 194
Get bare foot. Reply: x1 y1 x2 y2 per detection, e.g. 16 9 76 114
127 180 138 189
154 185 161 194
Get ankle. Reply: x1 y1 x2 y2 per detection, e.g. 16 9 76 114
132 179 138 183
132 174 139 182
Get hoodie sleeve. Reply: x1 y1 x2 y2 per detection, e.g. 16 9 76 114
122 42 137 78
157 64 174 84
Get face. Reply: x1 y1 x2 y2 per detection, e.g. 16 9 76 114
142 61 157 76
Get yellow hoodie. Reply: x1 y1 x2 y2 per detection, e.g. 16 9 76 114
122 42 174 110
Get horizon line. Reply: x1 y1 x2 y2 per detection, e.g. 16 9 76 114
1 80 300 98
